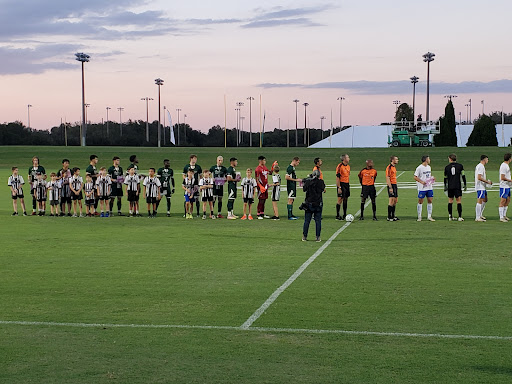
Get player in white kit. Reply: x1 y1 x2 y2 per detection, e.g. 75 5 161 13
474 155 492 222
499 153 512 222
413 155 435 222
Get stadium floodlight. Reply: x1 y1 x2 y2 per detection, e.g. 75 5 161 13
410 76 419 124
236 102 244 146
481 99 485 115
444 95 457 101
247 97 255 147
75 52 90 146
337 97 345 130
393 100 401 111
117 107 124 136
293 99 300 147
141 97 153 142
422 52 435 122
155 78 164 147
27 104 32 129
106 107 111 137
303 102 309 146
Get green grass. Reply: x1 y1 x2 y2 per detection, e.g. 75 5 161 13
1 146 512 383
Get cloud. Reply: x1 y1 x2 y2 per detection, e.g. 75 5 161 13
242 4 332 28
257 80 512 94
0 44 76 75
242 18 322 28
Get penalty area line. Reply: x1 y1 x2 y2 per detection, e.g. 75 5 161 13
1 320 511 341
239 171 405 330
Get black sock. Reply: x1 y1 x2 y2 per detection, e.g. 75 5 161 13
203 211 206 216
218 201 222 213
343 200 348 217
388 205 392 219
167 197 171 212
148 210 151 215
117 199 121 211
448 203 453 216
211 210 214 216
196 201 200 215
360 202 365 216
372 201 377 217
33 197 36 210
153 210 156 215
457 203 462 217
336 204 340 216
392 205 396 218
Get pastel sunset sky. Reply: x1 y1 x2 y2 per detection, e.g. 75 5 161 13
1 0 511 132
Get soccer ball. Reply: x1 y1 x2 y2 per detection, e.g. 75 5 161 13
345 214 354 222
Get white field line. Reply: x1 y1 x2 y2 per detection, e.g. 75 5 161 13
1 320 511 341
239 171 405 329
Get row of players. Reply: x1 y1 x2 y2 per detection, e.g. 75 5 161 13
7 152 512 221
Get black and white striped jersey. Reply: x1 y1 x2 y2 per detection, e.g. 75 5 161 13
199 177 214 199
47 181 61 201
8 175 24 195
84 182 95 199
241 177 258 199
96 175 112 197
124 174 140 192
70 176 83 193
272 174 281 201
34 179 47 200
143 176 161 198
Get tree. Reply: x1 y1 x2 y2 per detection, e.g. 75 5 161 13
394 103 413 122
434 100 457 146
466 114 498 146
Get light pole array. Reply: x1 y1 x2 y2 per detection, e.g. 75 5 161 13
468 98 472 123
422 51 435 122
106 107 111 137
235 107 240 147
337 97 345 129
163 106 167 143
465 103 470 123
247 96 254 147
303 102 309 146
141 97 153 142
155 78 164 147
75 52 90 146
410 76 419 125
117 107 124 136
27 104 32 129
293 99 299 147
393 100 401 114
444 95 457 101
184 114 187 143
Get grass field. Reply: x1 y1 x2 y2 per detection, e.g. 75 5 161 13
1 146 512 383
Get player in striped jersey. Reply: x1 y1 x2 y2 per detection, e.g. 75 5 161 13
33 172 47 215
96 167 112 217
182 169 197 219
199 169 215 219
270 165 281 220
86 155 100 214
58 159 72 217
8 167 26 216
69 167 84 217
143 168 161 218
28 156 46 215
240 168 258 220
124 167 141 217
46 172 60 216
183 154 202 217
84 174 96 217
108 156 124 217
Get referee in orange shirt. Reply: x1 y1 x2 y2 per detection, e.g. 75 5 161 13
358 159 378 220
386 156 399 221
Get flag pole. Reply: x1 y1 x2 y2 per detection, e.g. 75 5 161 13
224 95 227 148
259 94 262 148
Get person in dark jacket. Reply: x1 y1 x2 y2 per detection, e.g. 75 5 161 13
302 170 325 242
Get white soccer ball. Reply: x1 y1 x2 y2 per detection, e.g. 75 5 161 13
345 214 354 222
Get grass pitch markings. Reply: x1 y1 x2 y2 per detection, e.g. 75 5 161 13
1 320 511 341
240 172 405 330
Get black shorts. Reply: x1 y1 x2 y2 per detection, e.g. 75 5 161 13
388 184 398 198
50 200 60 206
202 196 213 202
37 197 47 202
127 191 139 202
71 192 83 200
243 197 254 204
448 188 462 199
361 185 377 200
85 199 95 206
146 197 158 204
337 182 350 198
61 196 72 204
213 186 224 197
111 186 123 197
98 195 110 201
11 194 24 200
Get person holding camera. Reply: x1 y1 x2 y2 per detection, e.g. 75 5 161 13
301 170 325 242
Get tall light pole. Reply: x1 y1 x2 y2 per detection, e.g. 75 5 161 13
27 104 32 129
422 51 435 122
465 103 470 123
235 108 240 147
85 103 90 125
163 106 167 144
393 100 401 115
247 96 254 147
141 97 153 142
155 78 164 147
236 102 244 146
320 116 326 140
240 116 245 144
75 52 90 146
481 100 485 115
410 76 419 125
176 108 182 146
468 98 472 123
184 114 187 143
303 102 309 146
337 97 345 129
117 107 124 136
106 107 111 137
293 99 299 147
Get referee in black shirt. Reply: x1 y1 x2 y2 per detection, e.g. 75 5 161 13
444 154 467 221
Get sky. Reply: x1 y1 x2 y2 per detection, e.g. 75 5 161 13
1 0 511 133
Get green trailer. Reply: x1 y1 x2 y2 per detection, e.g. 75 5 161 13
388 121 440 147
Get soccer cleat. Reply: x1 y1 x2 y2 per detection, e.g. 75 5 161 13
387 217 392 221
481 216 487 220
315 236 321 242
335 215 342 221
248 215 254 220
288 216 298 220
359 216 364 220
23 212 27 216
475 217 485 222
12 212 18 216
109 211 113 216
217 214 224 219
458 217 464 222
302 235 308 242
240 214 247 220
211 215 216 220
427 217 436 222
94 212 100 216
67 213 72 217
257 215 264 220
373 216 378 221
263 215 270 219
417 218 422 222
202 215 207 220
31 211 37 216
100 213 105 217
393 217 400 221
118 212 125 216
271 216 280 220
166 213 171 217
105 212 109 218
227 215 237 220
448 216 453 221
505 217 510 221
500 217 508 222
72 214 78 218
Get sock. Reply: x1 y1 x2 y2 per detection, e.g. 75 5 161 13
227 200 234 212
457 203 462 218
417 203 422 218
196 201 200 216
211 210 214 216
288 204 293 218
153 210 156 215
481 201 486 215
218 201 222 214
336 204 341 217
476 203 482 219
167 197 171 212
388 205 392 219
203 211 206 216
392 205 396 218
372 201 376 217
427 203 433 218
117 199 121 211
148 210 151 215
360 202 365 216
448 203 453 217
499 206 504 218
129 209 133 214
343 200 348 217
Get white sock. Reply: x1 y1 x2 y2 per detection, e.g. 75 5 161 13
481 201 486 215
427 203 433 218
476 203 482 219
505 206 509 217
499 207 504 218
417 203 422 218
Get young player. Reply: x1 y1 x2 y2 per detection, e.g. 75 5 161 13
143 168 161 218
414 155 435 222
96 167 112 217
335 154 350 220
33 172 47 215
69 167 84 217
86 155 100 214
108 156 124 216
444 154 467 221
270 165 281 220
255 155 271 219
386 156 399 221
84 174 96 217
199 169 215 219
182 169 197 219
499 153 512 222
157 159 175 217
358 159 378 221
210 156 228 218
28 156 46 215
475 155 492 222
124 167 140 217
183 154 203 217
47 172 60 217
8 167 26 216
285 157 301 220
313 157 323 180
58 159 72 217
240 168 258 220
226 157 239 220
